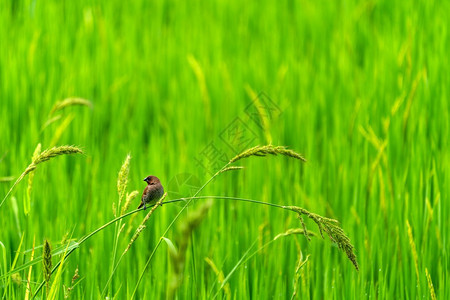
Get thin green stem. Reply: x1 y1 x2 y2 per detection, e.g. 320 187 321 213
28 192 292 299
109 219 122 295
4 195 283 283
163 196 286 209
212 239 258 299
102 195 284 297
130 164 230 299
0 167 30 209
31 209 139 298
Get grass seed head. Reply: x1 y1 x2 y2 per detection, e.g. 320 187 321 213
43 239 52 287
219 166 244 173
285 205 359 271
121 190 139 215
50 97 93 115
117 154 131 211
230 145 306 163
33 146 83 165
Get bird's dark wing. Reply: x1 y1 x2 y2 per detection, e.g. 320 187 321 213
138 185 150 209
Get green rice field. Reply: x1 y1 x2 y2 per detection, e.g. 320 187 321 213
0 0 448 299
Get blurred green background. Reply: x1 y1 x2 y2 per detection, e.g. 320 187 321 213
0 0 448 298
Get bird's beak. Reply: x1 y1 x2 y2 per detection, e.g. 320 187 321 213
143 178 147 182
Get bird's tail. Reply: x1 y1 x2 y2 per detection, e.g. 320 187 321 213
137 202 144 209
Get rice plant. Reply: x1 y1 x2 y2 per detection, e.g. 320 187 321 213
1 1 448 298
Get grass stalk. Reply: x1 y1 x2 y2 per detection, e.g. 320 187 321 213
0 145 83 210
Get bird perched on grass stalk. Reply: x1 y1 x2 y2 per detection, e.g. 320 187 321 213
138 176 164 209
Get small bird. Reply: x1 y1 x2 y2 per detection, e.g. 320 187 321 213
138 175 164 210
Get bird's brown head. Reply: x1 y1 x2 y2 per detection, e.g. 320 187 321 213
144 175 160 185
